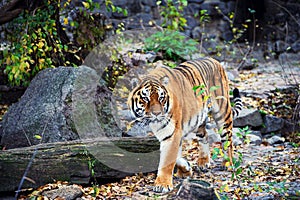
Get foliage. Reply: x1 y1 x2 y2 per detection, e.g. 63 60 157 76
1 1 76 86
236 126 251 145
1 0 127 86
215 6 258 65
195 9 211 54
144 30 198 62
157 0 188 30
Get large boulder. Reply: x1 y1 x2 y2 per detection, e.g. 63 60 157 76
261 115 284 134
1 66 121 149
233 108 263 127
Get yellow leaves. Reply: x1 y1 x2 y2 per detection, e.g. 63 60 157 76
37 41 44 49
63 17 68 25
82 2 90 9
39 58 45 64
19 61 30 72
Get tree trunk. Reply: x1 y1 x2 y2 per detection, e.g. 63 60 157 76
0 137 160 192
0 0 44 25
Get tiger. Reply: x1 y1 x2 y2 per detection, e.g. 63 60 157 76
127 57 243 193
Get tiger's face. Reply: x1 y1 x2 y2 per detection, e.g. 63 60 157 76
129 80 170 124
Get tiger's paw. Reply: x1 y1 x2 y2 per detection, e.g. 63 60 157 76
154 176 173 193
197 156 210 172
176 158 192 178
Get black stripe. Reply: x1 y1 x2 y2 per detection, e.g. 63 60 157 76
176 64 197 86
157 114 172 132
161 66 179 83
162 132 174 141
214 101 229 121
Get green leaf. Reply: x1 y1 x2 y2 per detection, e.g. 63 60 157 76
34 134 42 140
212 148 220 160
224 141 230 150
82 2 90 9
192 85 201 91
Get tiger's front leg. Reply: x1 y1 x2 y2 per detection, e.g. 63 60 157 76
196 123 211 170
154 131 181 193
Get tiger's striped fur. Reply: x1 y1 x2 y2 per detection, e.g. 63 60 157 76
127 57 242 193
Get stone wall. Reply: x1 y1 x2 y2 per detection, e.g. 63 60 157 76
91 0 299 55
1 0 299 55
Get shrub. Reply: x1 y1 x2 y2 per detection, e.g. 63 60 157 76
144 30 198 62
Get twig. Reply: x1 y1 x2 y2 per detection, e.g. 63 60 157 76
271 0 300 27
14 116 50 199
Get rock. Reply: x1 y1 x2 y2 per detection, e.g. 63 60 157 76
176 179 217 200
192 26 203 40
188 0 204 4
1 66 121 149
247 133 262 145
207 128 221 144
275 40 289 53
261 115 284 134
42 185 83 199
232 133 243 146
186 16 199 29
233 128 262 146
200 2 224 17
291 40 300 52
0 121 2 141
233 109 263 127
1 67 79 149
267 135 285 145
126 122 151 137
281 119 300 137
141 0 157 7
186 3 202 16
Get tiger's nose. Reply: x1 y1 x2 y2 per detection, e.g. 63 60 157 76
152 110 161 116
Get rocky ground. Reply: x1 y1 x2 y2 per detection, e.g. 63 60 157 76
14 56 300 199
1 31 299 199
17 139 299 199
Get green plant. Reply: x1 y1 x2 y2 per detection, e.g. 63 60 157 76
1 0 127 86
215 6 257 65
144 30 198 62
1 1 81 86
236 126 252 145
195 9 211 54
157 0 188 30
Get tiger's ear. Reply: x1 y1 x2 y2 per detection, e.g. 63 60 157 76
160 76 169 86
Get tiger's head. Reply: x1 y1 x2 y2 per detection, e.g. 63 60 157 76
128 77 171 125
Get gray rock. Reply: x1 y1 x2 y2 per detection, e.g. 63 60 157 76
141 0 157 7
233 109 263 127
188 0 204 4
0 121 2 141
261 115 284 134
267 135 285 145
291 40 300 52
247 133 262 145
42 185 83 199
232 132 243 146
186 3 202 16
207 128 221 144
1 66 121 149
1 67 79 149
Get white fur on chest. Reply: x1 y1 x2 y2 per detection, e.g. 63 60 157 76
150 120 176 142
149 106 209 141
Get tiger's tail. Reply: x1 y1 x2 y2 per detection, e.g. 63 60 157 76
232 88 243 119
